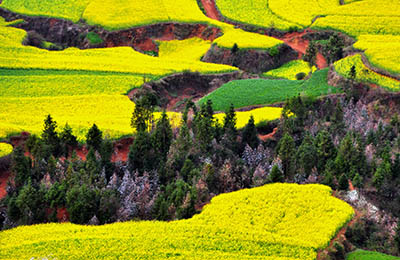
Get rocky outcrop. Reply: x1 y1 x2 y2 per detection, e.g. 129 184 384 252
202 44 297 73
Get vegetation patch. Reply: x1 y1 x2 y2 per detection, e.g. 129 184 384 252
199 69 338 111
347 250 400 260
86 32 103 45
0 183 354 260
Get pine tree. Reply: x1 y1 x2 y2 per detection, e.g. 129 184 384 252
315 130 336 172
277 132 296 179
352 173 363 189
338 174 349 191
304 41 317 67
12 146 32 188
194 101 215 153
86 148 100 185
153 110 173 161
223 104 237 135
296 134 317 176
60 123 78 157
129 130 154 174
269 165 284 183
373 161 391 190
86 124 103 151
242 116 259 149
99 139 114 182
41 114 61 157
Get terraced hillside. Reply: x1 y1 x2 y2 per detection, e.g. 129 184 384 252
214 0 400 84
0 0 294 139
0 184 354 260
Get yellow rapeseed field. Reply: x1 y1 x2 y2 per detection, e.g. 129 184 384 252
0 183 354 260
334 54 400 91
214 107 283 129
354 35 400 76
264 60 316 80
0 143 13 157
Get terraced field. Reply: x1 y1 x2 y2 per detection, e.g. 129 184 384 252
0 183 354 260
334 54 400 91
264 60 315 80
215 0 400 78
200 69 338 111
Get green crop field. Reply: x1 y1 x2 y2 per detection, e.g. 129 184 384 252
0 184 354 260
347 250 400 260
199 69 338 111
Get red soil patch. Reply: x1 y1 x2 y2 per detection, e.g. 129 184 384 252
75 146 87 161
349 180 355 191
259 127 278 142
112 137 133 163
0 171 10 200
57 207 69 222
157 24 176 41
276 30 328 69
200 0 220 20
135 38 158 52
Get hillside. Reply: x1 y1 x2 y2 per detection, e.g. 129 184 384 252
0 0 400 260
0 184 354 260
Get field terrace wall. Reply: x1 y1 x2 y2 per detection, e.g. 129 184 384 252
202 43 297 73
0 8 222 52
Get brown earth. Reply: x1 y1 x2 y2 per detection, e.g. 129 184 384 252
0 171 10 200
200 0 220 20
259 127 278 142
275 30 328 69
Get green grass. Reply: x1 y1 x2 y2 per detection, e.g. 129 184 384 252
199 68 339 111
347 250 400 260
86 32 104 45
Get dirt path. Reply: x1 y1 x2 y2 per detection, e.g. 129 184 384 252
200 0 220 20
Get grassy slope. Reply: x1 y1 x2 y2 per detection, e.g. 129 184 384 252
0 184 354 260
199 69 339 111
347 250 400 260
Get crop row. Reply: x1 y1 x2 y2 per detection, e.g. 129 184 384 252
0 183 354 259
